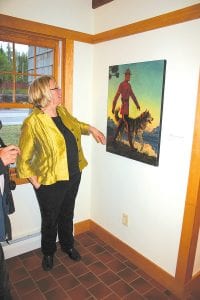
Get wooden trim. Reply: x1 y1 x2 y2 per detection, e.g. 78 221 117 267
62 39 74 112
88 220 184 298
92 4 200 43
175 75 200 285
0 29 58 48
0 103 33 109
0 14 93 43
0 4 199 46
74 219 91 235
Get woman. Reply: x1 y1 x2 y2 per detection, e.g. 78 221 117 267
17 75 105 271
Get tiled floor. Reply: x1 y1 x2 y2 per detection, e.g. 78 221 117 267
6 231 198 299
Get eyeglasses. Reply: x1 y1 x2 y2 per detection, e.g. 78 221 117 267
50 87 60 91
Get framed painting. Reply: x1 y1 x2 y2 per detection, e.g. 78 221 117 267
106 59 166 166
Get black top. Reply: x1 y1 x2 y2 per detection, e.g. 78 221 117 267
52 116 79 177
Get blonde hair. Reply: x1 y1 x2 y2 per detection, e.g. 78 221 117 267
28 75 55 108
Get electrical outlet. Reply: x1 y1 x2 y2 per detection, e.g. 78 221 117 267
122 213 128 226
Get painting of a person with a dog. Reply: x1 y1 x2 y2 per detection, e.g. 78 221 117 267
106 59 166 166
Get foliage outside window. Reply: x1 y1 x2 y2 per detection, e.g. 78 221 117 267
0 41 54 104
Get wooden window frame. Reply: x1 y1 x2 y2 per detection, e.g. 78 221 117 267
0 24 65 184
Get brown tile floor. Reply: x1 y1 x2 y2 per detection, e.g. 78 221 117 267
6 231 198 299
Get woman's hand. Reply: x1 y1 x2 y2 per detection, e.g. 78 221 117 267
89 126 106 145
28 176 41 189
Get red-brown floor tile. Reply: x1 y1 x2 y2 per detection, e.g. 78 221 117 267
14 277 37 296
88 261 109 275
136 268 152 281
99 269 120 286
98 250 114 263
104 293 121 299
58 273 80 290
81 252 98 265
125 260 138 271
21 288 45 300
88 243 105 255
78 235 96 247
22 254 41 271
126 290 145 299
9 266 29 283
110 279 133 297
78 271 100 288
106 258 127 273
113 251 128 262
30 266 50 282
7 256 23 271
130 277 152 294
51 263 70 279
44 287 70 299
68 261 89 277
36 275 58 293
67 284 92 299
10 289 20 300
144 287 169 299
117 266 139 283
89 282 112 299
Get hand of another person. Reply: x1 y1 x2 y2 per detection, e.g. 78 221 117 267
0 145 20 166
89 126 106 145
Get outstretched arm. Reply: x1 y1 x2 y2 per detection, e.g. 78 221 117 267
89 126 106 144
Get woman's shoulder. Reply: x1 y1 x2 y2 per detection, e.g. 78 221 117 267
23 108 42 125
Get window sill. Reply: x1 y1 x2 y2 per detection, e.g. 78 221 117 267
10 168 28 185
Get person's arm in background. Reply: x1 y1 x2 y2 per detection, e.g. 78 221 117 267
0 145 20 171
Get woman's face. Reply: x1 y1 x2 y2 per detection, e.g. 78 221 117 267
49 79 62 107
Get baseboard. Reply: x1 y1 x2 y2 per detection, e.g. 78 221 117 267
3 219 91 260
3 233 41 259
89 220 185 299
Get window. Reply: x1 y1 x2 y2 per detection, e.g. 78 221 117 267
0 15 75 184
0 36 60 184
0 41 54 105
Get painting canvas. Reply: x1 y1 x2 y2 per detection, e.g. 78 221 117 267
106 59 166 166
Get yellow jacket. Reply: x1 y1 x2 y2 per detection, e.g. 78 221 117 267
17 106 89 185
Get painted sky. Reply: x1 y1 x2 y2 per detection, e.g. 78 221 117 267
107 60 166 130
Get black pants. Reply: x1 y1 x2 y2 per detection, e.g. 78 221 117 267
34 172 81 256
0 244 12 300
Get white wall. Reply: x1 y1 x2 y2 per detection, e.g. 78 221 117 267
0 0 93 33
94 0 200 33
73 41 94 223
91 19 200 275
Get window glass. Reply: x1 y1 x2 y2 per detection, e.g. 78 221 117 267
16 75 29 103
0 41 54 104
0 108 32 145
0 41 13 72
0 74 13 103
36 47 53 75
15 44 28 73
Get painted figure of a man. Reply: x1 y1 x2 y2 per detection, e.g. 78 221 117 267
112 68 140 147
